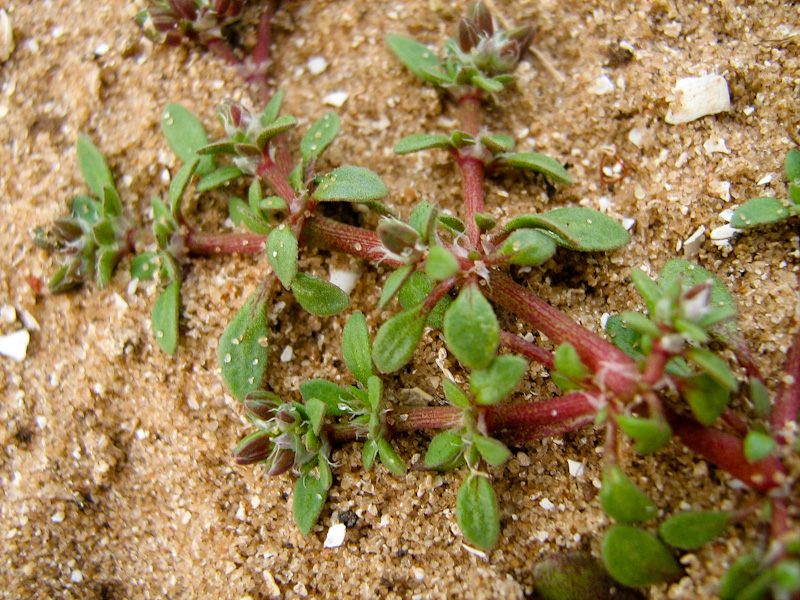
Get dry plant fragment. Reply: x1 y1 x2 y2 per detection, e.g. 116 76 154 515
0 9 14 63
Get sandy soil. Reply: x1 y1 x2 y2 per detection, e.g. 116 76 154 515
0 0 798 598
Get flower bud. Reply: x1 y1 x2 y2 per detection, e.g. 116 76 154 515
467 2 494 37
458 19 479 52
168 0 198 22
244 391 281 420
267 448 295 476
233 431 273 465
377 218 422 263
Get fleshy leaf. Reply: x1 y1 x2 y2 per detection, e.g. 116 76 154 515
496 228 557 266
470 355 527 405
386 34 447 84
377 438 406 475
731 197 793 228
372 305 427 373
301 111 340 165
599 464 657 524
292 273 349 317
161 103 215 175
196 165 244 192
342 311 374 387
219 285 270 401
267 225 298 289
443 284 499 370
77 135 116 199
425 430 464 469
293 473 327 536
601 525 682 587
503 152 572 184
658 511 730 550
615 414 672 455
394 134 452 155
152 280 180 355
456 473 500 551
312 166 388 203
510 207 630 251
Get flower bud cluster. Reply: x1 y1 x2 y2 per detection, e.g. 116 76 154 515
137 0 246 47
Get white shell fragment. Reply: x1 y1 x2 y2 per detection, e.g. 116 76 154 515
322 90 349 107
323 523 346 548
329 269 359 295
665 75 731 125
567 459 585 478
0 9 14 63
307 56 328 75
0 329 30 362
280 345 294 363
683 225 706 260
588 75 615 95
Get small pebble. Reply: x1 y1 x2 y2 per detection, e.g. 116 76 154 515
323 523 346 548
0 329 30 362
665 74 731 125
307 56 328 75
322 91 349 107
280 345 293 362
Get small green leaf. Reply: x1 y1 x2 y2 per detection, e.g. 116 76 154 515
470 355 528 405
631 268 662 315
438 213 466 235
553 343 586 381
255 114 297 149
267 225 298 289
533 552 614 600
743 430 776 462
719 553 762 600
426 245 459 281
71 195 102 225
531 207 630 251
397 271 432 309
301 111 341 164
731 197 793 228
456 473 500 551
236 204 273 236
342 311 374 387
615 414 672 455
749 377 771 419
219 285 270 401
600 464 657 524
196 165 244 192
95 246 120 287
658 511 730 550
102 186 123 218
496 228 557 266
503 152 572 184
161 103 215 175
259 89 285 126
259 195 288 212
785 149 800 182
443 378 470 409
394 134 452 155
474 213 496 233
305 397 327 435
367 375 382 412
312 166 388 203
471 73 504 93
473 435 510 467
168 157 199 219
379 265 413 308
686 347 739 392
372 305 427 373
77 135 115 199
195 140 237 156
293 473 327 536
480 133 515 153
377 437 406 475
684 373 731 425
362 440 378 469
299 379 351 416
130 252 159 281
605 313 646 361
152 280 180 355
443 284 499 370
616 311 661 338
601 525 682 587
92 219 116 246
425 430 464 469
386 34 446 84
292 273 349 317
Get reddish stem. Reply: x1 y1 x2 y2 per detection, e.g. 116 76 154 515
301 216 402 265
458 156 486 249
457 94 482 137
499 330 554 370
206 38 242 67
486 271 638 399
186 231 266 255
641 343 670 386
257 157 299 210
770 329 800 445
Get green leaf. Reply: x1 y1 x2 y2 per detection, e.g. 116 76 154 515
152 280 180 355
259 195 288 212
615 414 672 455
524 207 630 251
386 34 446 84
95 246 120 287
425 430 464 469
293 473 327 536
379 265 413 308
236 204 273 236
473 435 510 467
255 114 297 149
480 133 515 153
686 347 738 392
299 379 351 416
394 134 452 155
267 225 298 289
362 440 378 469
196 165 244 192
503 152 572 184
474 213 496 233
425 245 459 281
130 252 159 281
743 430 776 462
605 313 646 361
471 73 504 93
553 343 586 381
600 464 657 523
102 186 123 218
77 135 115 199
443 284 499 370
71 195 102 225
601 525 682 587
161 103 215 175
312 166 388 202
219 285 270 401
616 311 661 339
443 378 470 408
372 305 427 373
305 397 327 435
168 157 199 219
684 373 730 425
749 377 771 419
195 140 237 156
367 375 382 412
731 197 793 228
658 511 730 550
533 552 614 600
301 111 341 164
292 273 349 317
456 474 500 551
719 554 762 600
470 355 528 405
377 437 406 475
342 311 374 387
785 149 800 182
496 228 557 266
631 268 662 315
259 89 285 126
397 271 432 309
92 219 116 246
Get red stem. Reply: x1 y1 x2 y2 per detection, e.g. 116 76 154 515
458 156 486 249
499 330 554 370
256 157 299 210
770 329 800 445
301 216 402 265
457 94 482 137
486 271 638 399
206 38 242 67
186 231 266 255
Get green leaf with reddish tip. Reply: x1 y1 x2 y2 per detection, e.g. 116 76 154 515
425 430 464 469
601 525 682 587
386 34 447 84
312 166 388 203
196 165 244 192
658 511 730 550
394 134 453 155
473 435 510 466
443 284 499 370
470 355 528 405
219 285 270 401
77 135 115 199
372 305 427 373
456 473 499 551
615 414 672 455
600 464 657 524
301 111 340 165
292 273 349 316
342 311 374 387
293 473 327 536
161 103 215 175
152 280 180 355
731 196 793 228
267 225 298 289
503 152 572 184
